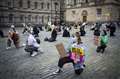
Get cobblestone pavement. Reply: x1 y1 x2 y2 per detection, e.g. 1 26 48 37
0 26 120 79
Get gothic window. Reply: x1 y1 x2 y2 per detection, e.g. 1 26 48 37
41 2 44 9
47 3 50 9
20 15 24 21
47 16 50 22
8 1 13 9
77 0 81 4
74 0 77 5
86 0 88 3
96 8 102 16
35 15 38 22
42 16 44 23
19 0 23 8
27 0 30 8
66 0 72 5
54 2 58 10
34 2 38 9
9 14 14 23
28 15 31 22
119 9 120 19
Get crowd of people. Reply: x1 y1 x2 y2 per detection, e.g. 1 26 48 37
1 21 119 75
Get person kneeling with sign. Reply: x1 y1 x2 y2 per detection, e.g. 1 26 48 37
54 36 86 75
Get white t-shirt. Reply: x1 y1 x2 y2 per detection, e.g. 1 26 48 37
27 34 39 47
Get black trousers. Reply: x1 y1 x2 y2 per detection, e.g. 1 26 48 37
58 56 84 75
97 45 107 53
58 56 75 68
100 45 107 53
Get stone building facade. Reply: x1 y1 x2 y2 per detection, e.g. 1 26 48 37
65 0 120 23
0 0 65 25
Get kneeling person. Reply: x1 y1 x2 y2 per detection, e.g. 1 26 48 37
54 36 86 75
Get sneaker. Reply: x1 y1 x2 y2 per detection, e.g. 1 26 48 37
6 47 11 50
52 69 62 75
83 64 86 67
31 52 37 57
81 64 86 69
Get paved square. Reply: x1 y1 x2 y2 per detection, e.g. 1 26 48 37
0 26 120 79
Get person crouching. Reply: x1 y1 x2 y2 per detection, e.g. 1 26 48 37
53 36 86 75
25 31 41 56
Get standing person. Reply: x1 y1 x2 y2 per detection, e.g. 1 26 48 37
53 32 86 75
96 30 108 53
80 22 86 36
109 22 116 36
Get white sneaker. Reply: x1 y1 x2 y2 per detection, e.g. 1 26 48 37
81 65 85 69
6 47 11 49
31 52 37 57
52 69 62 75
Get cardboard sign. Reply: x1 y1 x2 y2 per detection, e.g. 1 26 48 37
56 43 67 58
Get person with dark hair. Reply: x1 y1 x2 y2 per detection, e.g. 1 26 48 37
62 27 70 37
93 27 101 46
44 28 57 42
80 22 86 36
33 26 39 37
109 22 116 36
22 23 29 34
11 29 20 48
96 30 108 53
25 31 43 56
53 32 86 75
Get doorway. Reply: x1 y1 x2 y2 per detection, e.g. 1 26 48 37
83 16 87 22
